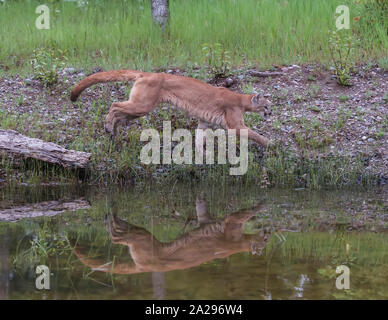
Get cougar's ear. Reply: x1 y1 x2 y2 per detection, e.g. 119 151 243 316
252 94 261 104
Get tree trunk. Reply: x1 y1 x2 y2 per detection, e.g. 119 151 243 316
0 129 91 169
151 0 170 32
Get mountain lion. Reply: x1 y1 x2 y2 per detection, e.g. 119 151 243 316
72 198 270 274
70 70 272 147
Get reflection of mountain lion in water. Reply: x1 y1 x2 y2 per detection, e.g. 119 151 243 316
73 197 270 274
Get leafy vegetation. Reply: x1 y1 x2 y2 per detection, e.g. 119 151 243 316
201 42 231 76
30 47 68 87
328 30 357 86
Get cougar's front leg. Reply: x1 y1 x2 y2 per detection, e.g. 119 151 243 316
228 124 271 148
245 127 272 147
225 111 272 148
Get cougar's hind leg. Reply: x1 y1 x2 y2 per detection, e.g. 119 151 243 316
105 76 161 136
105 101 156 135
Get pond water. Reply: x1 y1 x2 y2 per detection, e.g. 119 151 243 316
0 184 387 300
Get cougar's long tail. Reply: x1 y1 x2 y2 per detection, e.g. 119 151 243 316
70 70 144 101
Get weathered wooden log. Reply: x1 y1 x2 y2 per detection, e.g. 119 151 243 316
0 129 91 168
0 198 91 222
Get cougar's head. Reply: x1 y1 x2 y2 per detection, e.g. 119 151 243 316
251 93 272 117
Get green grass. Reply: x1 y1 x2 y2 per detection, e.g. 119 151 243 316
379 57 388 70
339 95 350 103
266 231 388 266
0 98 378 188
383 91 388 102
0 0 387 73
0 0 386 188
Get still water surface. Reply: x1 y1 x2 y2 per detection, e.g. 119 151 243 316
0 184 387 299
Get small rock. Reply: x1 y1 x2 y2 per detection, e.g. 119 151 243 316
64 67 76 74
224 77 234 87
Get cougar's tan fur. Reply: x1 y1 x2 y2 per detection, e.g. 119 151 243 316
71 70 272 146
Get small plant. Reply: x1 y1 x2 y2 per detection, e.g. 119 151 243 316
378 58 388 71
30 47 68 87
309 105 321 113
16 95 25 106
383 91 388 103
327 30 357 86
241 82 253 94
201 42 231 76
339 95 350 103
12 224 72 268
365 90 374 99
308 84 321 98
375 131 385 139
277 88 289 101
294 94 304 102
244 113 262 128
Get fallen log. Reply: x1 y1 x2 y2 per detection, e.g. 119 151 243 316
0 129 91 169
0 198 91 222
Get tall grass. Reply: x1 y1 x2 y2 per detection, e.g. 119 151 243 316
0 0 387 72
